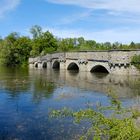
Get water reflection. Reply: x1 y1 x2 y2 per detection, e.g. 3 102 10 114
29 69 140 99
0 68 30 98
0 67 139 140
32 77 55 103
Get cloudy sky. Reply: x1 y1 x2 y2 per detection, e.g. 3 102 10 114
0 0 140 43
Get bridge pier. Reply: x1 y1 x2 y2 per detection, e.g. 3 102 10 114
60 62 66 70
79 64 88 72
38 62 42 69
46 61 52 69
78 59 88 72
29 63 34 68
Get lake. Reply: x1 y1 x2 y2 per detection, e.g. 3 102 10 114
0 67 140 140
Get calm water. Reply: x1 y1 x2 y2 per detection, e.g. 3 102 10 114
0 67 140 140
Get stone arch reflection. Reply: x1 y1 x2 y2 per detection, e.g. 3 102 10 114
34 62 38 68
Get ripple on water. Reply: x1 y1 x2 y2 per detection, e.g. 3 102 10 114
0 68 140 139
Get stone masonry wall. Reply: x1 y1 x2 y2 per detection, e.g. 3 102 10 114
29 50 140 75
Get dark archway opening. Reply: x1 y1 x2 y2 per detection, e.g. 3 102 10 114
35 63 38 68
52 61 60 69
67 63 79 71
90 65 109 73
42 62 47 69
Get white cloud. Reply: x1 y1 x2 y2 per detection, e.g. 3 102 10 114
46 0 140 14
0 0 20 18
59 10 93 24
46 0 140 26
45 0 140 43
43 27 140 44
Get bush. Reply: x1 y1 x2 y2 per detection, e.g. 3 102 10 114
131 55 140 69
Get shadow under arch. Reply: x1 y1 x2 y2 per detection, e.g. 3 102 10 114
35 62 38 68
67 62 79 71
90 65 109 74
42 62 47 69
52 60 60 69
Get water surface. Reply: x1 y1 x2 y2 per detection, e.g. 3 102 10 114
0 67 140 140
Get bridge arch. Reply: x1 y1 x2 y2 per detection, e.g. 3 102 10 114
52 60 60 69
67 62 79 71
42 61 47 69
90 65 109 73
34 62 38 68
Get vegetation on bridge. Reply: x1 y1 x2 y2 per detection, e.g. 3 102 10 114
131 55 140 70
0 25 140 66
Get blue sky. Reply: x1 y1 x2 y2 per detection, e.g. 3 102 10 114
0 0 140 43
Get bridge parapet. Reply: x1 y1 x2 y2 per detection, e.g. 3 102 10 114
29 57 41 64
108 50 140 67
29 50 140 75
109 51 130 64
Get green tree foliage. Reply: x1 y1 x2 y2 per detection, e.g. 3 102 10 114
30 25 58 56
57 38 76 52
0 33 31 66
135 43 140 49
0 36 3 49
14 37 32 66
0 25 140 66
0 32 19 66
30 25 42 39
0 36 3 42
130 41 136 49
41 31 58 54
86 40 96 49
131 55 140 70
103 42 112 50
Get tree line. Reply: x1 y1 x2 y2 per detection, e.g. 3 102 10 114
0 25 140 67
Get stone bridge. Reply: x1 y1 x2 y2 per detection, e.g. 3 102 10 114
29 50 140 75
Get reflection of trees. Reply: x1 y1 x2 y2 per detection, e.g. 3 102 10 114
32 77 56 103
0 67 30 98
102 75 140 98
128 77 140 96
29 68 140 100
0 67 56 103
3 80 30 98
65 72 140 99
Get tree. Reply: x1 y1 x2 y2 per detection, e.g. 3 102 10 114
86 40 96 49
57 39 69 52
41 31 58 54
14 37 32 65
0 32 19 66
0 36 2 42
129 42 136 49
30 25 42 39
112 42 121 49
103 42 112 50
30 30 58 56
135 43 140 49
0 33 31 66
78 37 85 46
5 32 19 45
0 36 3 49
